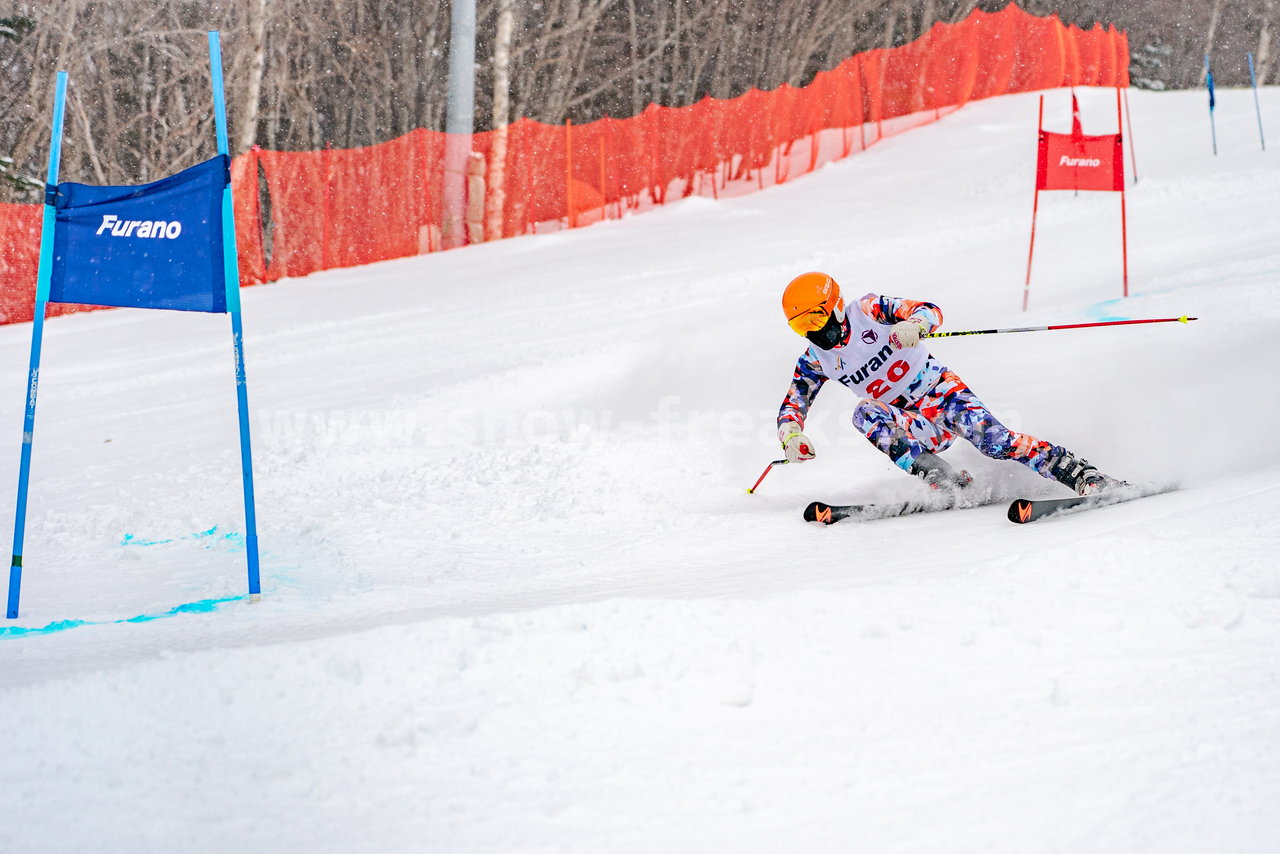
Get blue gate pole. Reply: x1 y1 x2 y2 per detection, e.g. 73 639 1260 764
1205 55 1218 156
1248 52 1267 152
209 32 261 600
8 72 68 619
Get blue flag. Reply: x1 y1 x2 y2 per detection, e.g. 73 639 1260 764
1205 58 1216 112
48 155 230 313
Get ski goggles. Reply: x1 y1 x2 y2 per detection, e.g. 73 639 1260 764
787 306 832 335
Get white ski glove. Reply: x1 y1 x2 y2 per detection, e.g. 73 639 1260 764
888 317 928 350
779 423 815 463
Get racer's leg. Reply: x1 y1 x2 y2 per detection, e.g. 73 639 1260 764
924 371 1060 472
851 398 958 472
930 371 1113 491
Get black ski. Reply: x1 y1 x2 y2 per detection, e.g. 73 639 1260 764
1007 483 1173 524
805 493 999 525
1007 495 1092 523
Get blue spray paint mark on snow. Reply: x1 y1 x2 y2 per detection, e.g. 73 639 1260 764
123 596 238 623
120 533 176 546
0 595 244 637
2 523 272 637
1 618 92 636
121 525 244 552
121 525 215 547
1085 296 1132 321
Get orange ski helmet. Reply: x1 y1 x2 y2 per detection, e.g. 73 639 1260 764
782 272 845 336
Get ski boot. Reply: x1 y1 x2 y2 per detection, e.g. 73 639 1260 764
908 451 974 491
1045 451 1119 496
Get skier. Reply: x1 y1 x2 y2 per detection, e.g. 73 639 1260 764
776 271 1116 495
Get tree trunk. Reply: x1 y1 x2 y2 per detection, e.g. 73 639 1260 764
1258 0 1275 85
1203 0 1223 83
486 0 514 241
238 0 268 154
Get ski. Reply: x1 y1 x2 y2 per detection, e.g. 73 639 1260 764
1007 483 1174 524
805 492 1000 525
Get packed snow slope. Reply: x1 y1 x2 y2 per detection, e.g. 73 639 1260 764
2 87 1280 853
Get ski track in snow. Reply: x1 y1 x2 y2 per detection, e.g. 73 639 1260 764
2 87 1280 853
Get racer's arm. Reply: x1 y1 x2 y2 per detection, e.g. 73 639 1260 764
777 348 828 431
858 294 944 334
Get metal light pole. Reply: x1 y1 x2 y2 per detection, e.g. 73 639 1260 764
443 0 476 249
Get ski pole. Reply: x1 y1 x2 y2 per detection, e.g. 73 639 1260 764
925 315 1197 340
747 459 788 494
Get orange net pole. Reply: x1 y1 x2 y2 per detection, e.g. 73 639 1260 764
565 119 575 229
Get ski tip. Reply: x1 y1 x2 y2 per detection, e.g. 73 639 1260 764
804 501 836 525
1008 499 1034 524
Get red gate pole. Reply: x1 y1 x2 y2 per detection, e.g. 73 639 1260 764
1122 86 1138 183
1120 188 1130 297
1024 188 1040 312
1024 95 1045 312
1116 87 1130 297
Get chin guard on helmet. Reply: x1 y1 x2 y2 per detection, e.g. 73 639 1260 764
805 310 849 350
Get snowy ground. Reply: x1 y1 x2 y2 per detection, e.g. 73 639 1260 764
2 86 1280 853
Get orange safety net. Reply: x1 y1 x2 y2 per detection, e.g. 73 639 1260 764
0 4 1128 325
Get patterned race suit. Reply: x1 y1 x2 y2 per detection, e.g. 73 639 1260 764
778 294 1075 480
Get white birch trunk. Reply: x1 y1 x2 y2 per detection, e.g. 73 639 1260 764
238 0 268 154
486 0 514 242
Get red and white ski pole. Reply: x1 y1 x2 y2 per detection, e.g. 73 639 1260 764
925 315 1197 339
747 459 788 494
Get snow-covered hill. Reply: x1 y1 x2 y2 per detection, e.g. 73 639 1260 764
2 86 1279 853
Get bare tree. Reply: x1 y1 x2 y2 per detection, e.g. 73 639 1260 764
1258 0 1275 83
238 0 267 154
3 0 1277 204
486 0 514 240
